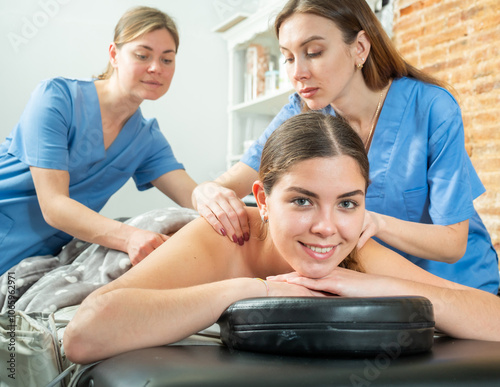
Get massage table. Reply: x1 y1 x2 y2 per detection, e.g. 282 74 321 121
72 297 500 386
73 336 500 386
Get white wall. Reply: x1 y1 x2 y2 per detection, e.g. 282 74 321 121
0 0 256 219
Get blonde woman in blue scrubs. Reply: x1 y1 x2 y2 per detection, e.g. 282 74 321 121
0 7 197 274
192 0 499 293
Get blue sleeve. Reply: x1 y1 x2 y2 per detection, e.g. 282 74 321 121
8 79 72 170
240 93 303 171
426 90 485 225
133 119 184 191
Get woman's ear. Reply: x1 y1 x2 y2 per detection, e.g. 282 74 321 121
252 180 268 218
355 30 371 66
109 43 119 68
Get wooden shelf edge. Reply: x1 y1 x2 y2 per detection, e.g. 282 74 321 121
212 13 250 33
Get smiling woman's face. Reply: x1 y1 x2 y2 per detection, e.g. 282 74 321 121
259 155 366 278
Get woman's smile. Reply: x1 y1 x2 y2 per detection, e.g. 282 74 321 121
299 241 337 260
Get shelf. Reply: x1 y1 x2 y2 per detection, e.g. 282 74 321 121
212 13 250 33
217 0 290 170
220 0 287 50
230 87 294 116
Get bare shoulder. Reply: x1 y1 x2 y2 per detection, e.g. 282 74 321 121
358 238 424 276
357 239 392 272
105 216 242 292
246 207 263 230
169 215 223 244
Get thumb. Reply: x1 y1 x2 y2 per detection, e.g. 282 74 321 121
357 232 369 249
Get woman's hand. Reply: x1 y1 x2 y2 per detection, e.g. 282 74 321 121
357 210 384 249
358 209 468 263
192 181 250 245
126 229 169 265
268 269 387 298
265 276 328 297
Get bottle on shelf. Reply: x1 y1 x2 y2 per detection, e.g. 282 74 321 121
265 60 280 95
244 44 269 102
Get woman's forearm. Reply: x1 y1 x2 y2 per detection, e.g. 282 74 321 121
213 161 258 198
374 214 468 263
31 166 141 253
281 265 500 343
152 169 198 209
387 278 500 341
64 278 267 364
42 194 138 252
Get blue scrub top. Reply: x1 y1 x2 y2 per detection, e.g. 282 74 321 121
0 77 184 274
241 77 499 293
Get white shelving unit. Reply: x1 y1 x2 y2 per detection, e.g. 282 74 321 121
214 1 392 170
215 0 293 169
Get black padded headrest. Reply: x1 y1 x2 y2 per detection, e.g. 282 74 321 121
218 296 434 356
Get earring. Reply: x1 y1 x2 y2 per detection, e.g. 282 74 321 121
357 58 365 70
261 214 268 223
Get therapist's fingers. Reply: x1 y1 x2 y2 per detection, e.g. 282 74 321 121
357 229 372 250
193 182 250 245
197 201 231 237
357 210 378 249
230 196 250 242
215 196 250 245
200 198 248 245
357 221 376 249
193 182 232 236
127 230 169 265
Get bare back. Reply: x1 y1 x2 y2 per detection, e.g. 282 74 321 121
93 207 293 297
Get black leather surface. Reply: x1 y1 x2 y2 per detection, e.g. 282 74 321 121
76 336 500 386
218 297 435 355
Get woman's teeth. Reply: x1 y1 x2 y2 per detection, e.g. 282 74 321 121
304 244 333 254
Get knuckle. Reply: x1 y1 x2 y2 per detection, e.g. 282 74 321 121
234 207 247 218
214 210 229 223
200 208 215 220
203 211 224 228
226 212 240 223
213 193 227 203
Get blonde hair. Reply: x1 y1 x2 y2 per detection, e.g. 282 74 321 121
97 6 179 80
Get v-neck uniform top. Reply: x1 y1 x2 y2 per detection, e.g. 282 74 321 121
241 77 499 293
0 77 184 274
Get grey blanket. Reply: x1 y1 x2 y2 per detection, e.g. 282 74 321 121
0 207 199 313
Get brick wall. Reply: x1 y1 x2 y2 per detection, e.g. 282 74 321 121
392 0 500 258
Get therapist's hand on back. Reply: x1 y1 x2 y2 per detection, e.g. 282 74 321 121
192 181 250 246
357 210 384 249
127 229 169 265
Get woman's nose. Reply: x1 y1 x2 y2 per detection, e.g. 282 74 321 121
310 210 337 237
293 59 310 81
148 59 161 73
